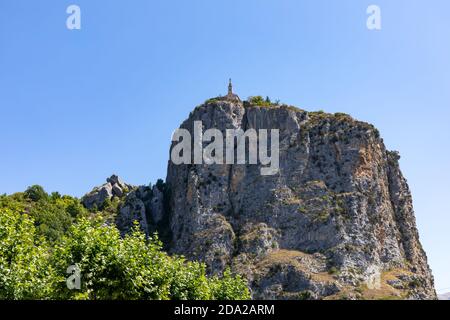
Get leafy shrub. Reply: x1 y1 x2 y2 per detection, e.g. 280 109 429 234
247 96 272 107
298 290 313 300
28 200 73 242
328 267 339 275
0 208 55 299
52 219 250 300
0 198 250 300
210 269 250 300
24 185 49 202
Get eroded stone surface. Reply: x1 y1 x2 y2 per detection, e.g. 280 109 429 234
164 100 436 300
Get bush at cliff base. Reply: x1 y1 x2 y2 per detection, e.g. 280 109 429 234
0 201 250 300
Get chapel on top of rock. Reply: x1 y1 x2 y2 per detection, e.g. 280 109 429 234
224 79 240 102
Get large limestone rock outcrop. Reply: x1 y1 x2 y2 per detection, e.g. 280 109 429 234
82 176 167 239
115 183 166 237
165 97 436 300
82 175 132 210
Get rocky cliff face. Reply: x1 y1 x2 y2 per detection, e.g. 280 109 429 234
164 97 436 300
83 97 436 300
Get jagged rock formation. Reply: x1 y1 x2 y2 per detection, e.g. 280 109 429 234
117 183 166 237
164 97 436 300
82 175 165 237
82 175 132 210
82 97 436 300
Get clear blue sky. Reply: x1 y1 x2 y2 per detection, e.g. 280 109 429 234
1 0 449 293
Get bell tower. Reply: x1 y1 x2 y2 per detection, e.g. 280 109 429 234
228 79 233 96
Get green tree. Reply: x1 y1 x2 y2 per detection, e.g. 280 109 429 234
0 191 250 300
28 199 73 243
0 208 55 299
51 219 250 300
210 268 250 300
248 96 272 107
24 185 49 202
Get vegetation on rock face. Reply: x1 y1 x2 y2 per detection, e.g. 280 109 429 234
0 188 250 300
247 96 274 107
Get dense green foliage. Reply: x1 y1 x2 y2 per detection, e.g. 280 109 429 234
247 96 273 107
0 207 54 299
1 186 88 242
0 187 250 300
